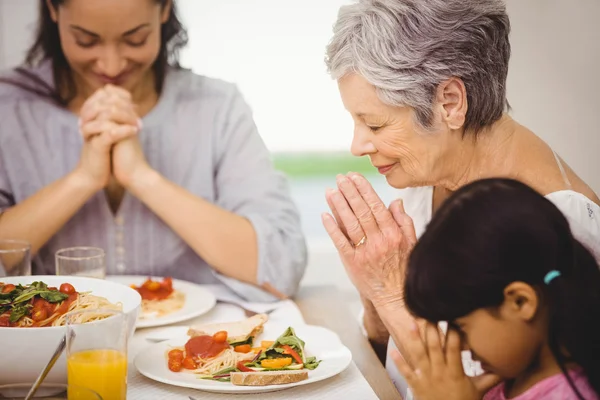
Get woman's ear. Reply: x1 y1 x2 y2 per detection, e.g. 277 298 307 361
160 0 172 24
501 282 539 322
435 77 468 131
46 0 58 22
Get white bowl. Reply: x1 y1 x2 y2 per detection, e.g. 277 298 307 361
0 275 141 385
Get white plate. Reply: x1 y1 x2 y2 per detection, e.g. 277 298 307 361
134 322 353 393
106 275 216 328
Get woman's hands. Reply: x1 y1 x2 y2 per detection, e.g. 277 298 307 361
76 85 151 190
321 173 417 308
391 322 502 400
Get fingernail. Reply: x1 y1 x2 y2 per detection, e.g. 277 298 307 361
336 174 347 183
350 174 361 183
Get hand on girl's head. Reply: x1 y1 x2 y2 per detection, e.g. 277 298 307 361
391 321 502 400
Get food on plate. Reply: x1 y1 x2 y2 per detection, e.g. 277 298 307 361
229 370 309 386
131 277 185 319
167 314 268 375
0 281 122 327
187 313 268 345
167 315 321 386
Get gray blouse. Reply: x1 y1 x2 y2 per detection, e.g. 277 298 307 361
0 63 307 302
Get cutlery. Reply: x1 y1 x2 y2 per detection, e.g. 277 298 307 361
25 332 70 400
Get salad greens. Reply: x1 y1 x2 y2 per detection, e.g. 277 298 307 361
0 281 68 323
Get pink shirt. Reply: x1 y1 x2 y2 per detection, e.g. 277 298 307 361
484 370 598 400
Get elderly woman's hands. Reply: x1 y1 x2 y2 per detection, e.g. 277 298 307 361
322 173 417 308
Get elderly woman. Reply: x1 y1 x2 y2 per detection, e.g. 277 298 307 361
321 0 600 396
0 0 306 301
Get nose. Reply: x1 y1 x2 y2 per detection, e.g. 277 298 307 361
350 125 376 157
97 46 127 77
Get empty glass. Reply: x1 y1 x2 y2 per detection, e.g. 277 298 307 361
0 240 31 277
0 383 101 399
55 247 105 279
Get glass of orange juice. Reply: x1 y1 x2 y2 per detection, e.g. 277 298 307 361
66 309 128 400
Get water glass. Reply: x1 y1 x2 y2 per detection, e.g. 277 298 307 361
55 247 105 278
0 383 101 399
0 240 31 276
66 309 128 400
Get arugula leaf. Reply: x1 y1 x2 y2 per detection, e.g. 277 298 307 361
304 356 321 370
268 327 307 363
229 336 254 347
40 291 68 303
9 304 32 323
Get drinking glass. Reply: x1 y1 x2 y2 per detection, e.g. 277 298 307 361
0 240 31 277
66 309 128 400
0 383 101 399
55 247 105 278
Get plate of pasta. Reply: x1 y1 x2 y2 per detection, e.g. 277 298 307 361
134 314 353 393
106 275 216 328
0 275 141 386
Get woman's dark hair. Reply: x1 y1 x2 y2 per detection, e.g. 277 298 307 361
0 0 188 106
404 178 600 399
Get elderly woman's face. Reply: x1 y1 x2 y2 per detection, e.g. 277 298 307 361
338 74 449 189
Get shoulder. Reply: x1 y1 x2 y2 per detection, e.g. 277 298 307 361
545 190 600 260
165 67 243 109
0 63 55 102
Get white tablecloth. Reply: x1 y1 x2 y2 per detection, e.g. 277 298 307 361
127 284 379 399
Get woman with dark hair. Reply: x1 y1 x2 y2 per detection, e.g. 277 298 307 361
0 0 307 301
392 178 600 399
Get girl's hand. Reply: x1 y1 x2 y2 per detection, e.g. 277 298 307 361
392 322 502 400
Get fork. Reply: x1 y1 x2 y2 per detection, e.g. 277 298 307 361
217 300 278 317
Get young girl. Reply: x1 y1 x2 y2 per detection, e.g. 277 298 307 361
393 178 600 400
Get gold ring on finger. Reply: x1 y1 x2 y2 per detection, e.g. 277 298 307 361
354 236 366 248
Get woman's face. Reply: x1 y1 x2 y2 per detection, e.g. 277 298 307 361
337 73 454 189
48 0 170 94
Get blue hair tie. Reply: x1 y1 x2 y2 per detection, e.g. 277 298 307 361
544 270 561 285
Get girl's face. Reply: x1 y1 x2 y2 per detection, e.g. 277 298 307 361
452 283 547 379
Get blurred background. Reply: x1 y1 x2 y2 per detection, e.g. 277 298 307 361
1 0 599 302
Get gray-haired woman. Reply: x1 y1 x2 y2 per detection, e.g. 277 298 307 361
320 0 600 397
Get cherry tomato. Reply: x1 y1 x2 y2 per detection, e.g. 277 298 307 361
31 308 48 322
168 349 184 361
1 284 16 294
59 283 76 295
168 359 182 372
182 357 197 370
212 331 228 343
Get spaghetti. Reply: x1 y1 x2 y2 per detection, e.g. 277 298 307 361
131 277 185 318
0 281 122 328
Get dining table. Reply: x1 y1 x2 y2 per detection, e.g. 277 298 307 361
127 284 402 400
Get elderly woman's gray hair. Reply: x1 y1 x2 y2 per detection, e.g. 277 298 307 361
326 0 511 134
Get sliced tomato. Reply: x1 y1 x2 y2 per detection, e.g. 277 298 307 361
236 361 254 372
212 331 228 343
281 345 303 364
234 344 252 353
1 284 15 294
182 357 197 370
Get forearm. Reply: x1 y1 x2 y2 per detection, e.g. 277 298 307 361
129 170 259 285
0 171 99 259
362 296 391 364
373 297 421 368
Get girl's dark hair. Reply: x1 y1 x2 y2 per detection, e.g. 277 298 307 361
0 0 187 106
404 178 600 399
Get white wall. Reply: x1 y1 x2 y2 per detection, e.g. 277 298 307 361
0 0 37 69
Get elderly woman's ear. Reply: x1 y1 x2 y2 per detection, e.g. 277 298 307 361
436 77 468 131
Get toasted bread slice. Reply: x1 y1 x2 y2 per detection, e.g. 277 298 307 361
230 370 309 386
187 314 268 344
